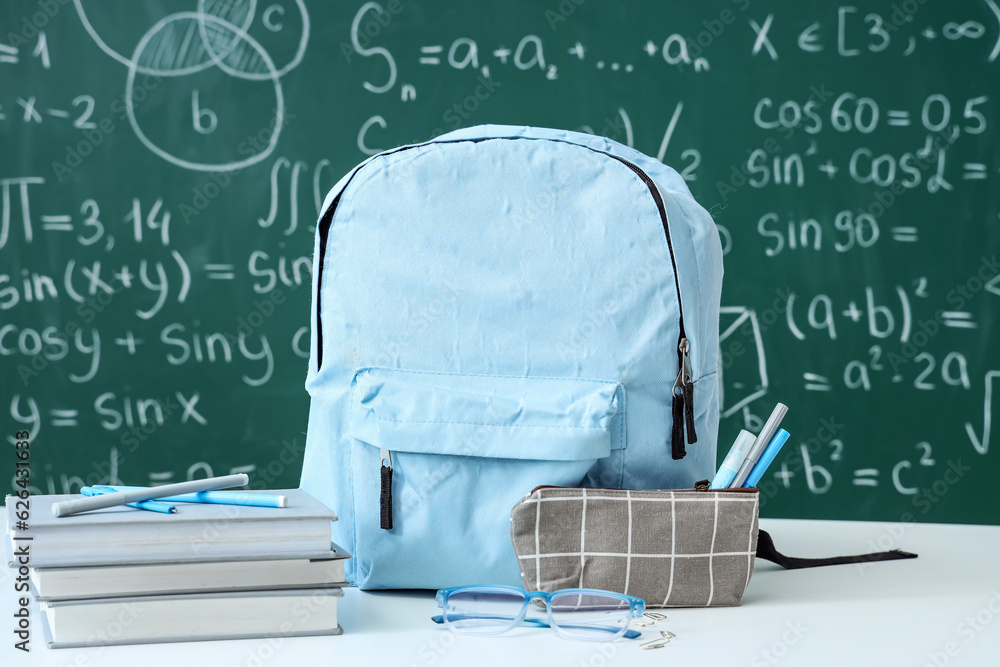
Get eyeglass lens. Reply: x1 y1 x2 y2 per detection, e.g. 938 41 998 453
549 592 631 640
444 588 527 634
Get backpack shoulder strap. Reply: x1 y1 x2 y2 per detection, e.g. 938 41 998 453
756 529 918 570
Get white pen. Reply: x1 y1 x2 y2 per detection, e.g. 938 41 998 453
52 474 250 517
88 485 287 508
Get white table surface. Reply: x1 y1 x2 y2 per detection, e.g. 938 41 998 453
4 518 1000 666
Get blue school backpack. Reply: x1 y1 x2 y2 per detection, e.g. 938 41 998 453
301 125 724 589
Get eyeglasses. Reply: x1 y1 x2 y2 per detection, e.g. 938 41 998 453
432 586 645 641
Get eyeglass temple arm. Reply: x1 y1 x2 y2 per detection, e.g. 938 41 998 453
430 615 641 639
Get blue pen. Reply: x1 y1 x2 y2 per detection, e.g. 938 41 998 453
80 486 176 514
91 485 287 508
742 429 790 488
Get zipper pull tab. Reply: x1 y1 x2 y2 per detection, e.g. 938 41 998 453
671 391 685 459
670 338 697 459
671 340 688 459
379 449 393 530
681 338 697 445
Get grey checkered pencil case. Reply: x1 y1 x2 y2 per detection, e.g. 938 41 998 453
510 486 918 608
510 486 760 607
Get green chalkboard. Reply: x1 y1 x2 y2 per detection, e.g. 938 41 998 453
2 0 998 525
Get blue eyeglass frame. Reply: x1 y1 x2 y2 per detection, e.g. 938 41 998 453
431 585 646 641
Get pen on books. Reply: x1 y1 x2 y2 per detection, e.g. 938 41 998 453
743 429 790 488
81 487 176 513
52 473 250 517
89 485 288 508
710 430 756 489
730 402 788 488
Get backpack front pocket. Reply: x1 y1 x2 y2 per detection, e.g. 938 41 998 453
347 368 624 589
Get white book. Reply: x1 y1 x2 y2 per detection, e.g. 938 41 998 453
4 489 337 567
40 587 344 648
30 544 349 600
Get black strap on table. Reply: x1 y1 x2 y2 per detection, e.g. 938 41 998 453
756 529 918 569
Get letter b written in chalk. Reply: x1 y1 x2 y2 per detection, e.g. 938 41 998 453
192 90 218 135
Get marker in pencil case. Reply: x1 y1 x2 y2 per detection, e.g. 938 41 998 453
89 485 287 508
730 402 788 488
743 429 790 488
710 430 756 489
81 487 175 514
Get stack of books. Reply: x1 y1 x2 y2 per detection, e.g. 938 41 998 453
3 489 348 648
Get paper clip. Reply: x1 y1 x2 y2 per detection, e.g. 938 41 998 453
640 630 676 650
623 611 668 627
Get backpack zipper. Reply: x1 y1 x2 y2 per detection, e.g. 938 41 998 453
604 154 697 459
672 337 695 459
379 449 393 529
526 483 757 495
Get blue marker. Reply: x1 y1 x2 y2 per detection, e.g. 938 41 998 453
81 486 176 514
90 485 287 508
742 429 790 488
710 430 756 489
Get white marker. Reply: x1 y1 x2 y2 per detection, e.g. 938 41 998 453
710 430 756 489
52 474 250 517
